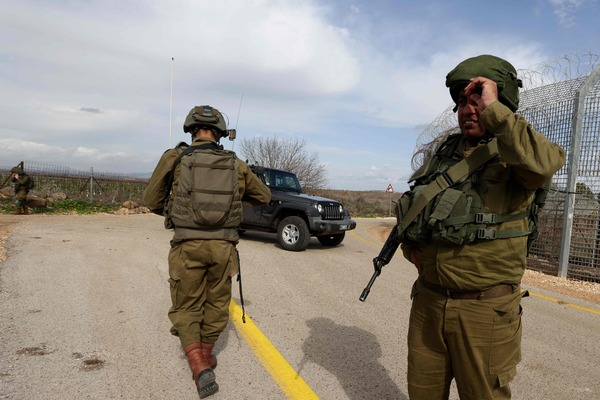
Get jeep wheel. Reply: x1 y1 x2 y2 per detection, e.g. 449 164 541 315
317 233 345 247
277 216 311 251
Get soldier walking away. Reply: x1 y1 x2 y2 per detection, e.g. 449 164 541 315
143 105 270 398
10 166 34 215
397 55 566 399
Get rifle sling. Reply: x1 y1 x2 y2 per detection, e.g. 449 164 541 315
398 138 499 235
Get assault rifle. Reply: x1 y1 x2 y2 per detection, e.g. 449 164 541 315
0 174 12 190
0 169 19 190
359 226 401 302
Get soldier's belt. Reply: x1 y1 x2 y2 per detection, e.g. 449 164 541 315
422 280 516 300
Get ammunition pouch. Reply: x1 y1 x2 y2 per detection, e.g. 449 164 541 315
396 134 544 247
396 186 432 243
398 183 529 245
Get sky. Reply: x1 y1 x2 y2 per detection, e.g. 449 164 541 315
1 0 599 192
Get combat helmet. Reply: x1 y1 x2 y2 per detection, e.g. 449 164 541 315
183 105 236 141
445 54 523 112
11 167 23 174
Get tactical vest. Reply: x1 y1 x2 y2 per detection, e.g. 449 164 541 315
166 141 242 240
397 134 539 246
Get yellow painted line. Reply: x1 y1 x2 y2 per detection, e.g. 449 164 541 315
527 291 600 315
349 229 383 247
229 301 320 400
350 227 600 316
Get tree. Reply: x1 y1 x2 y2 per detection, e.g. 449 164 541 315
239 136 327 189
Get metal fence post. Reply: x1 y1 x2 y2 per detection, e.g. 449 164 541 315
89 167 94 202
557 65 600 278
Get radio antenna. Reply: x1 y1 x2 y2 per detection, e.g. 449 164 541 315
169 57 174 147
232 93 244 151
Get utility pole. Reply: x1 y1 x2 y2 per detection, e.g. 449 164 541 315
169 57 174 147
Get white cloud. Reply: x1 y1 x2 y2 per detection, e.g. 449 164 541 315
0 138 156 173
550 0 585 26
0 0 361 145
328 40 548 133
0 0 595 190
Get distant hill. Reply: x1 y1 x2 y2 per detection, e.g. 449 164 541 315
306 188 398 218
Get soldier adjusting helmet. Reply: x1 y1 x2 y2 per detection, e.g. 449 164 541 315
445 54 523 112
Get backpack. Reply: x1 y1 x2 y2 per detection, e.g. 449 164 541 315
28 176 35 190
167 142 241 229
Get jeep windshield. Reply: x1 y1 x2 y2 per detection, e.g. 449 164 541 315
264 169 302 193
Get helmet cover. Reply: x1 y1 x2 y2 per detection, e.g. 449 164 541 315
183 105 226 133
445 54 523 112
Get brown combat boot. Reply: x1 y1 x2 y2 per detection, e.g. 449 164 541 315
23 207 29 215
184 343 219 398
14 208 22 215
200 343 217 369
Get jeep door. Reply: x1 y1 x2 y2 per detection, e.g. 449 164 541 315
242 170 274 227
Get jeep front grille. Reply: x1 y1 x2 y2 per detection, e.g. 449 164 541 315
321 204 343 220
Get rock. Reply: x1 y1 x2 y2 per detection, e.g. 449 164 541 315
122 201 139 209
48 192 68 201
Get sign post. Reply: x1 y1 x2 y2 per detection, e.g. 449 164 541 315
385 184 394 217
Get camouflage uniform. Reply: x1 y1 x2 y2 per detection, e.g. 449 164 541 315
10 167 32 214
144 130 270 398
400 56 566 399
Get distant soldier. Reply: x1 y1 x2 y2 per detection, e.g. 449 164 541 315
143 105 270 398
10 166 33 215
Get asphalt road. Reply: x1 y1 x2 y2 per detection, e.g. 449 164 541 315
0 214 598 400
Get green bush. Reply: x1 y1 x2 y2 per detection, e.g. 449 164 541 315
44 199 121 214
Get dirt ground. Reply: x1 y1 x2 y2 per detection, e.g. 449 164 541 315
0 217 11 264
1 215 599 305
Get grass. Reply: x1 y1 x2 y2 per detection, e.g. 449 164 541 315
1 182 398 217
0 197 120 215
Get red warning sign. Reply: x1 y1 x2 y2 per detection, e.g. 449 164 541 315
385 184 394 193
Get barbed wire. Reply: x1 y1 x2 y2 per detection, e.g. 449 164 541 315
412 51 600 171
519 51 600 90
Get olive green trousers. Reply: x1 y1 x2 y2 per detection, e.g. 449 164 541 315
167 239 238 348
407 279 526 400
14 190 27 207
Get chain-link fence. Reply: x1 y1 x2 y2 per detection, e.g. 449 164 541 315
417 53 600 282
519 68 600 282
0 161 148 205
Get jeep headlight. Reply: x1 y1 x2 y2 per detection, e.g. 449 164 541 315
316 204 323 213
339 205 343 214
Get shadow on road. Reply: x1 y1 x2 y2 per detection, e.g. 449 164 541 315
301 317 407 400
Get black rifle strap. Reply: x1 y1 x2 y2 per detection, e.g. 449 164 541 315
235 248 246 323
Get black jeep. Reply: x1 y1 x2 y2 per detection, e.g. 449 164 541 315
241 166 357 251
